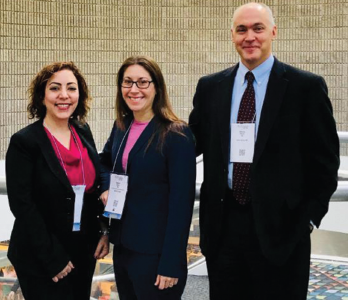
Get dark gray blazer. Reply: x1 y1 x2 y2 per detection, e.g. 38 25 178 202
189 57 340 265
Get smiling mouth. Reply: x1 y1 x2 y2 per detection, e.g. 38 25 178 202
243 44 261 50
128 97 144 101
55 103 72 109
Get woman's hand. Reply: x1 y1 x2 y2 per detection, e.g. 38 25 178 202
94 235 109 259
99 190 109 206
52 261 74 282
154 275 179 290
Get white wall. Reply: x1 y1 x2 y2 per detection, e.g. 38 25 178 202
0 195 14 242
0 161 13 241
320 202 348 234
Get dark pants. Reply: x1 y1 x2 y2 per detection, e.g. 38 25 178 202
206 191 311 300
113 245 187 300
16 232 98 300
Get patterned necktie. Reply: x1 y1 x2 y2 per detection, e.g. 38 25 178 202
232 71 255 205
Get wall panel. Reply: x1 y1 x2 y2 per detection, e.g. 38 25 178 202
0 0 347 157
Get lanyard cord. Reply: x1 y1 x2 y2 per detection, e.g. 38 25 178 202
112 120 133 174
44 122 86 186
69 124 86 186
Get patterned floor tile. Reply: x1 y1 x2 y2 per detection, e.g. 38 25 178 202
308 261 348 299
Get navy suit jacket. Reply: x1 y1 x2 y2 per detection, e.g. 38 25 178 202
100 116 196 277
189 58 340 266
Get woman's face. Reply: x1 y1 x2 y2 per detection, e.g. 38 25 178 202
43 69 79 123
121 64 156 119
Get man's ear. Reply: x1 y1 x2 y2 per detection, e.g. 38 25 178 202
272 25 277 40
231 28 235 43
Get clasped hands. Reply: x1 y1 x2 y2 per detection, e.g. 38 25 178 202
52 261 74 283
52 235 109 282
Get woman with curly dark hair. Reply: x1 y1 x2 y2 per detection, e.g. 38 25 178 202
6 61 109 300
99 56 196 299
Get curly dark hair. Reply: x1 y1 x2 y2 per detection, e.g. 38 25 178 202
27 61 91 123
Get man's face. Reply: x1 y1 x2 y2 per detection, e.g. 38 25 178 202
231 4 277 70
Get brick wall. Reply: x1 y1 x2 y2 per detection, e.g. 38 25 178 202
0 0 347 158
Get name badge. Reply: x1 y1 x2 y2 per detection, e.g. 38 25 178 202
104 173 128 220
72 185 86 231
230 123 255 163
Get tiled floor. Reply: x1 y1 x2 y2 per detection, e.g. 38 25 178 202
183 260 348 300
308 260 348 299
3 257 348 299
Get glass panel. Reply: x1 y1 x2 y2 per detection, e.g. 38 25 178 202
187 202 203 265
0 241 23 300
92 245 116 299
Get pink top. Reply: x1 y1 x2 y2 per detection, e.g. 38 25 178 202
45 125 96 192
122 120 149 171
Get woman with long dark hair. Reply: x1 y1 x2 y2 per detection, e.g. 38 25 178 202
99 55 196 299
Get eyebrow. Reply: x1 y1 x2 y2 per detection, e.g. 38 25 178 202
236 22 265 29
48 82 77 86
123 77 149 80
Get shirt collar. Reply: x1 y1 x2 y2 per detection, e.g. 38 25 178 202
236 54 275 86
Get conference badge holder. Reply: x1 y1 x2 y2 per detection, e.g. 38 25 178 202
103 172 128 220
72 185 86 231
230 113 256 163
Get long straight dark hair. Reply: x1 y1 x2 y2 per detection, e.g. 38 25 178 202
116 55 186 149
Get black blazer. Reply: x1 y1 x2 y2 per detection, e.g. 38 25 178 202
6 119 102 278
100 116 196 277
189 57 340 266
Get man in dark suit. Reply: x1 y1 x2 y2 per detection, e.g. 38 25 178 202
189 3 340 300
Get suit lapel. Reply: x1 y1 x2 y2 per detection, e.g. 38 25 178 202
33 120 73 191
217 66 238 166
253 58 288 165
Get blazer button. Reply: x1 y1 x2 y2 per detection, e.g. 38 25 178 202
221 198 223 202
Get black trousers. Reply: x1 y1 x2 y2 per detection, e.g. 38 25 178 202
113 245 187 300
16 232 98 300
206 191 311 300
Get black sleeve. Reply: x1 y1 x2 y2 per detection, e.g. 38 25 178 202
6 133 70 278
157 127 197 277
189 77 206 157
304 75 340 227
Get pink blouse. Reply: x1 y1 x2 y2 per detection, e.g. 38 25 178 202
122 120 149 171
45 125 96 192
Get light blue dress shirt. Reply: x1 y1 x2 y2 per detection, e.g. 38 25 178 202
228 55 275 188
